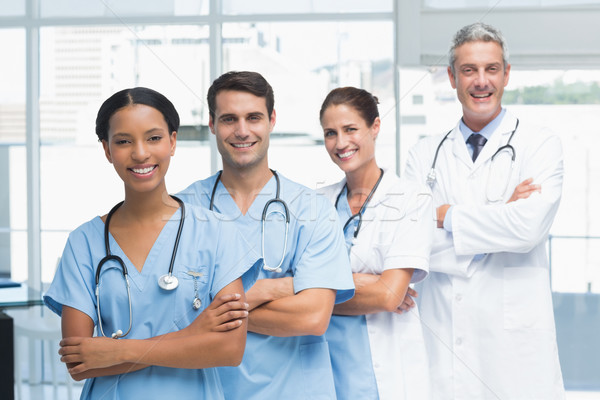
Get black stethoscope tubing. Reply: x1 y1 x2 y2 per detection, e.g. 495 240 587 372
427 119 519 187
95 195 185 338
335 168 384 239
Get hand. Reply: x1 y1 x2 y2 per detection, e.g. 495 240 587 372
507 178 541 203
395 287 418 314
437 204 451 229
59 336 123 373
189 293 249 333
246 277 294 310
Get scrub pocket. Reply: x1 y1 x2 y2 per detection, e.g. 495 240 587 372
300 341 336 399
174 265 209 330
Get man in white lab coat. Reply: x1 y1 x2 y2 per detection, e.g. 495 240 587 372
404 22 565 399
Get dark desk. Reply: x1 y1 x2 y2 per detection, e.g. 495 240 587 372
0 283 44 400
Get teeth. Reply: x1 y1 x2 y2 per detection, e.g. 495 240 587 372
132 166 154 174
472 93 491 98
232 143 253 148
338 150 357 158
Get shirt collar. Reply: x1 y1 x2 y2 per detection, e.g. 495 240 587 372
459 108 506 142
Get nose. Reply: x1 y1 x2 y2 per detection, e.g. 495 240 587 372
473 68 489 88
132 140 150 161
336 132 349 150
234 120 250 139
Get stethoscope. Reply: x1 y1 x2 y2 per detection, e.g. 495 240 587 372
334 168 384 239
95 195 185 339
426 119 519 189
210 169 289 273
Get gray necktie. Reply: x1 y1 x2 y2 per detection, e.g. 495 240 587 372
467 133 487 161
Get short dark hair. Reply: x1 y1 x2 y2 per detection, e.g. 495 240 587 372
319 87 380 127
95 87 180 142
207 71 274 120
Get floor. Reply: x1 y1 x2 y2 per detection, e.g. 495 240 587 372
12 382 600 400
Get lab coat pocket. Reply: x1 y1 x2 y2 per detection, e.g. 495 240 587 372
173 265 209 330
299 341 337 398
503 264 554 331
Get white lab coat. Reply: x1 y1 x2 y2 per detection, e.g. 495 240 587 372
320 171 433 400
404 111 565 400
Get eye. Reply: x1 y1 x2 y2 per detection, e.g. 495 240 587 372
324 130 336 138
149 135 162 142
221 116 235 123
114 139 130 145
248 115 261 121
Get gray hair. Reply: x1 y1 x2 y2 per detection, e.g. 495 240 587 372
448 22 509 76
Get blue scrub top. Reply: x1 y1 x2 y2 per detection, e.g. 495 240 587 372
178 172 355 400
44 204 260 400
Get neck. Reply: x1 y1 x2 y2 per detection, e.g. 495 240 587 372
462 106 502 133
220 163 273 214
119 185 179 222
345 161 381 213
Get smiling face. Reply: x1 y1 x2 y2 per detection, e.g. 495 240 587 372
209 90 275 174
321 104 379 175
102 104 176 196
448 40 511 132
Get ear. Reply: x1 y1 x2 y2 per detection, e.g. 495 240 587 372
371 117 381 140
170 131 177 156
102 140 112 163
447 66 457 89
503 63 511 87
208 116 215 135
269 109 277 131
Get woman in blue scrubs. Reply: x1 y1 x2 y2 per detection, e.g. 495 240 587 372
318 87 433 399
44 87 258 399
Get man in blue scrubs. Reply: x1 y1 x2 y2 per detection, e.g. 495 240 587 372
179 71 354 399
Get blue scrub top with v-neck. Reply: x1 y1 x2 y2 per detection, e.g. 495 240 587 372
178 172 355 400
44 203 261 400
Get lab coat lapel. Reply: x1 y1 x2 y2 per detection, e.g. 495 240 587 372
450 123 473 169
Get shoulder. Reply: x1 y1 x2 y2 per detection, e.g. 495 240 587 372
66 216 104 246
182 201 231 232
277 172 341 227
177 174 219 206
379 170 431 211
278 173 331 209
316 179 346 204
505 110 560 143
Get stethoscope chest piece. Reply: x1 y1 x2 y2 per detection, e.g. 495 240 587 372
158 274 179 290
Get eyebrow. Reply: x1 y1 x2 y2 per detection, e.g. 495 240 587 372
111 127 165 138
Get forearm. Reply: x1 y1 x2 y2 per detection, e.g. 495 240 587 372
69 363 148 381
334 270 413 315
119 326 246 368
248 288 335 337
245 277 294 311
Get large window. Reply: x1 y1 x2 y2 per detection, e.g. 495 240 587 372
38 24 212 281
0 29 26 279
223 21 394 188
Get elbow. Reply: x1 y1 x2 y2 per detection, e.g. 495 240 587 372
511 226 548 253
303 312 331 336
220 333 247 367
70 374 86 382
381 291 405 313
